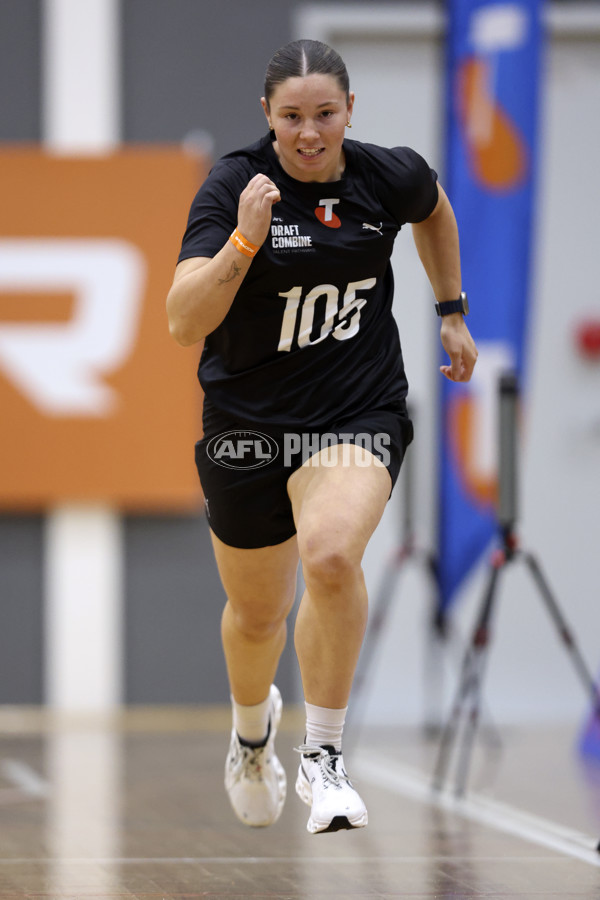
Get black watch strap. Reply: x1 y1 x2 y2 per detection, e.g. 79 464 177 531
435 291 469 317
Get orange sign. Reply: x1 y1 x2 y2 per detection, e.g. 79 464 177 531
457 57 528 191
0 147 208 510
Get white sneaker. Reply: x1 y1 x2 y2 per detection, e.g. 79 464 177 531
295 743 368 833
224 685 286 827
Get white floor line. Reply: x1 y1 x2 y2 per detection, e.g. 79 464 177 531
0 759 49 798
0 855 579 865
353 751 600 868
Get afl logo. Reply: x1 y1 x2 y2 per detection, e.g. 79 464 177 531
207 430 279 469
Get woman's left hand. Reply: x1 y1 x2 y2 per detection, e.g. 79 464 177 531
439 314 478 382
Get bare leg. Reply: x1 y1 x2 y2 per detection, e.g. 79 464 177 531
212 534 299 828
287 444 391 709
211 532 299 705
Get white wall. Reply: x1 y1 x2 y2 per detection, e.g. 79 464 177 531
295 3 600 724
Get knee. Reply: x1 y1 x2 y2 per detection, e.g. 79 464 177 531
225 595 291 643
300 536 361 594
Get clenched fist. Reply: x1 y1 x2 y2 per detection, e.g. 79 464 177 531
237 174 281 248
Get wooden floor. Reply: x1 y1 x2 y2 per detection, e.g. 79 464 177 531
1 707 600 898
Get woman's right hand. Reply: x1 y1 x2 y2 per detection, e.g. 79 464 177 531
237 173 281 247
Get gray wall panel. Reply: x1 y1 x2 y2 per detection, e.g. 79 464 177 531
122 0 297 156
124 513 229 703
0 516 44 703
0 0 43 704
124 513 299 704
0 0 41 141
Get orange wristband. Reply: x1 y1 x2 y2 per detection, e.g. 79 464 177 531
229 228 260 258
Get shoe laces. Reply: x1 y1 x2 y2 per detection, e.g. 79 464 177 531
232 741 268 783
295 743 350 787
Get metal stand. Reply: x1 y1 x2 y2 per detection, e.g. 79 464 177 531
348 407 448 740
433 372 600 796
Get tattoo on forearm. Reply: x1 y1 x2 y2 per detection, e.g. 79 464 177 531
217 261 242 285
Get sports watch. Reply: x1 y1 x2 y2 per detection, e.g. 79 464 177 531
435 291 469 317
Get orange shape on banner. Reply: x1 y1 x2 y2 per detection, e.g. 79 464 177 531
0 147 208 511
448 394 498 508
457 57 528 190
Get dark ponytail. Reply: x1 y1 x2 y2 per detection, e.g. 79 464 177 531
264 39 350 109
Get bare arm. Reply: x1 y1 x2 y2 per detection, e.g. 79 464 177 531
167 173 281 346
166 249 251 347
411 183 478 382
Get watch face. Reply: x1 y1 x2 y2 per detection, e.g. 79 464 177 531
460 292 469 314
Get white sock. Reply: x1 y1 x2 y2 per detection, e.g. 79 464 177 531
305 702 347 752
232 691 271 746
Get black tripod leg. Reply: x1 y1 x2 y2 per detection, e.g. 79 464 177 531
431 643 478 791
523 551 600 717
423 551 447 738
453 559 504 796
432 556 503 793
453 624 494 796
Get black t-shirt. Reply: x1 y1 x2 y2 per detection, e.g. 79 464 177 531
178 133 438 426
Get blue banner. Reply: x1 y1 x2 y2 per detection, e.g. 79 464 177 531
439 0 543 609
580 702 600 760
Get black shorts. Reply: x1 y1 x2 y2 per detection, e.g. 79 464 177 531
195 400 414 549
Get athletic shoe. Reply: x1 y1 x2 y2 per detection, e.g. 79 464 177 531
224 684 286 827
295 743 368 833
